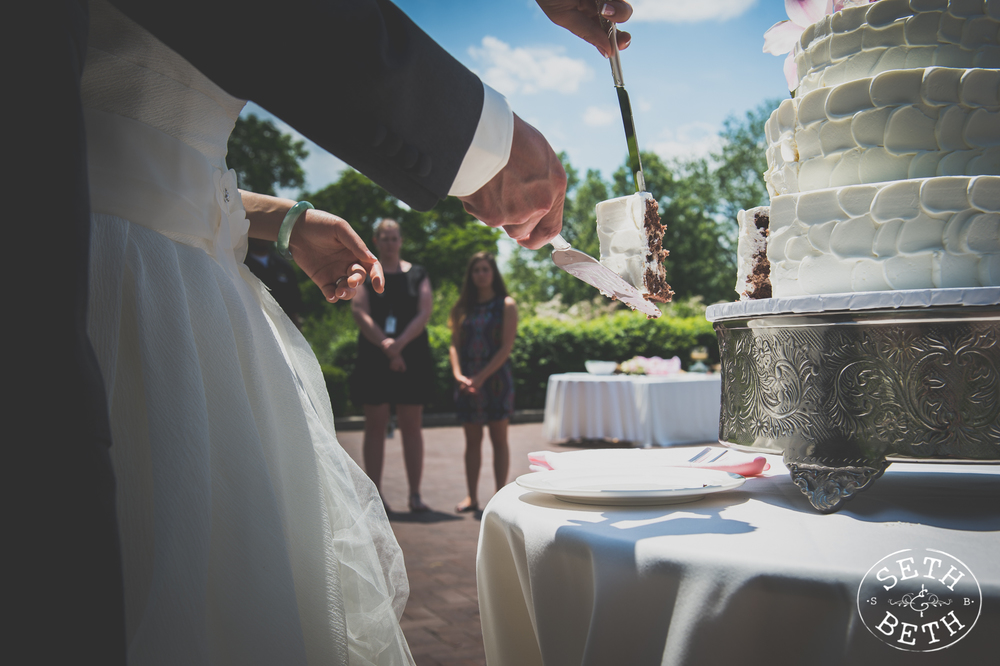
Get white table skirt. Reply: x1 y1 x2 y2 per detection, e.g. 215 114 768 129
478 457 1000 666
543 373 721 446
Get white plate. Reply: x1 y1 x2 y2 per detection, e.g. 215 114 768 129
515 468 746 506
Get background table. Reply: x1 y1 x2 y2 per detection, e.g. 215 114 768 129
543 373 721 446
478 457 1000 666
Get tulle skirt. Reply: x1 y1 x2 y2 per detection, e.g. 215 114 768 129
85 108 413 665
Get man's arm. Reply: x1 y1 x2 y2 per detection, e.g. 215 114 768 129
109 0 483 211
110 0 572 246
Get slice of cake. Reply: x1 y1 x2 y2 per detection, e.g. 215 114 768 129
736 206 771 300
595 192 673 303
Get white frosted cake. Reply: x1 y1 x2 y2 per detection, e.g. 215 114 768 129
596 192 673 302
738 0 1000 299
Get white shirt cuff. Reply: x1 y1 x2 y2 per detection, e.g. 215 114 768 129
447 83 514 197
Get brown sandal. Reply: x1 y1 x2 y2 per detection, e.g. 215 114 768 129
455 498 479 513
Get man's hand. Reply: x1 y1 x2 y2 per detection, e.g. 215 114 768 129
536 1 633 57
457 114 567 250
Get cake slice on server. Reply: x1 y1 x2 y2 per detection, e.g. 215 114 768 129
596 192 674 303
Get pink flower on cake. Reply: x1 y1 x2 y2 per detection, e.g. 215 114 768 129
763 0 877 91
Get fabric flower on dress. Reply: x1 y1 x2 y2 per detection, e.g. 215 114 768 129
214 168 251 265
764 0 878 91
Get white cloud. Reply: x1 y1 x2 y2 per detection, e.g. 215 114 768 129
630 0 757 23
468 36 592 96
649 121 722 161
583 106 619 127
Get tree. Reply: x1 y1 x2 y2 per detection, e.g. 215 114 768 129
227 114 308 195
416 196 502 290
308 169 400 240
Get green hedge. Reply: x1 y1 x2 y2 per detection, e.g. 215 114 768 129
319 310 717 416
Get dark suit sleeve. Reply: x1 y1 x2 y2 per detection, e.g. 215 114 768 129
108 0 484 211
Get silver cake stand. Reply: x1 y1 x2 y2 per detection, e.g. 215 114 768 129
706 287 1000 513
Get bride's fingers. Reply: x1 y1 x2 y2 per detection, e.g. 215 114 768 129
318 272 349 303
602 2 634 24
369 258 385 293
555 11 614 56
548 2 633 57
321 263 368 302
333 219 379 268
337 265 366 298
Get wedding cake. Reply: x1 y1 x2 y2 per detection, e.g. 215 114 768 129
737 0 1000 300
596 192 674 302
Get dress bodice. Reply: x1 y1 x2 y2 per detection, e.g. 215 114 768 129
82 0 249 265
82 0 244 169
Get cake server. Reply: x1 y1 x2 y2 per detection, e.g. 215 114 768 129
550 234 661 318
600 11 644 193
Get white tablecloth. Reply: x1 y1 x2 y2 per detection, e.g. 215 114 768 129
478 456 1000 666
543 373 721 446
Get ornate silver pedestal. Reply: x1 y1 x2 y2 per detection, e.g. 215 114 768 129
706 289 1000 512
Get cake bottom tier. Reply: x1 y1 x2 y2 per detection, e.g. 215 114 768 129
767 175 1000 297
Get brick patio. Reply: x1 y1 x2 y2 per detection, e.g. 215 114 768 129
337 422 588 666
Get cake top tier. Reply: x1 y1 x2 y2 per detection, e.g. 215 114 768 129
789 0 1000 96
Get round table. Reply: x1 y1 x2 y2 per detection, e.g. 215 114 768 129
477 456 1000 666
543 373 722 446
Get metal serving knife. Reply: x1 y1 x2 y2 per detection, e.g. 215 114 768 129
543 8 661 318
550 234 661 318
600 12 645 193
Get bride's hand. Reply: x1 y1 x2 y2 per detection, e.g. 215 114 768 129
289 209 385 302
535 1 632 57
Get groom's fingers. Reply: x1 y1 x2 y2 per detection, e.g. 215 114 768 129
521 193 566 250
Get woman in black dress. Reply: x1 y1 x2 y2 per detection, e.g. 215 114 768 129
351 219 434 512
449 252 518 513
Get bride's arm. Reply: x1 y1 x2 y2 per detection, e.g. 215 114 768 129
239 191 384 303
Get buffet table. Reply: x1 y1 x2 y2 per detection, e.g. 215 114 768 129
543 373 721 446
477 455 1000 666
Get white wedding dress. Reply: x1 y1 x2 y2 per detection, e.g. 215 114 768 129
82 2 413 664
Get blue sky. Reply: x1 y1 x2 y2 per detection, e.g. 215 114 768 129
249 0 793 197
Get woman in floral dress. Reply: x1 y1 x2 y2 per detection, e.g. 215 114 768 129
449 252 518 513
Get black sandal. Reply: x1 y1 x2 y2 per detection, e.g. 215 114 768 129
409 494 430 513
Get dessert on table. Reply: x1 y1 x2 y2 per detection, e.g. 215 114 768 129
712 0 1000 512
737 0 1000 300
